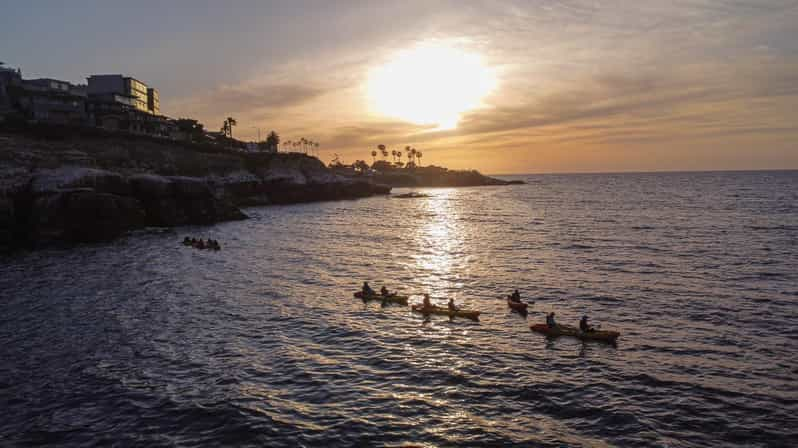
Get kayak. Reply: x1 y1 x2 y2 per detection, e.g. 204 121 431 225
354 291 409 305
507 297 529 312
530 323 620 343
411 304 480 320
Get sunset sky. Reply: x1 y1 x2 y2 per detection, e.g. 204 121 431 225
2 1 797 173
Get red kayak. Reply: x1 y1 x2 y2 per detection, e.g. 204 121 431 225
507 297 528 312
530 323 620 343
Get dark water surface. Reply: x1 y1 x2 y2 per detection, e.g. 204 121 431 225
2 171 797 447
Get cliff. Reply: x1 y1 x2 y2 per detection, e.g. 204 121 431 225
0 130 389 251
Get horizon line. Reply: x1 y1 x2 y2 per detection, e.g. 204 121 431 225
487 167 798 177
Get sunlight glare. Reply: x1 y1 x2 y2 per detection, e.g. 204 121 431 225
367 42 497 130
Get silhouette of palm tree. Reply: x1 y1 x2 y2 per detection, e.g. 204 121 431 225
371 150 377 164
416 150 423 166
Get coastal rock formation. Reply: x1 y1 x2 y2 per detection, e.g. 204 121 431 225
9 168 246 248
0 131 391 251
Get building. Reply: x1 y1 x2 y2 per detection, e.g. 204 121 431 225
0 63 23 117
147 87 159 115
87 74 150 113
86 74 169 134
14 77 87 124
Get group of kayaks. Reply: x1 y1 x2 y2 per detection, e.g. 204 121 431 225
354 291 481 320
354 289 621 344
181 237 221 251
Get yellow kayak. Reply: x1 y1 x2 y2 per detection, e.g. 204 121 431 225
354 291 409 305
411 304 480 320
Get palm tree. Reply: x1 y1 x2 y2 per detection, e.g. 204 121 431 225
410 148 417 166
371 150 377 164
391 150 396 163
225 117 237 139
416 150 423 166
397 150 403 166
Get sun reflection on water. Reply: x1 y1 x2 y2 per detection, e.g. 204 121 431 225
412 189 467 301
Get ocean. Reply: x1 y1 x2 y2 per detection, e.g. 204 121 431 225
1 170 796 447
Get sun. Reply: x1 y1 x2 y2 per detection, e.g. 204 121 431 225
366 41 498 130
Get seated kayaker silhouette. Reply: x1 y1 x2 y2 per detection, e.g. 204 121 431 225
362 282 375 296
509 290 522 302
546 312 557 329
580 315 595 333
422 293 432 308
380 286 390 296
448 298 459 311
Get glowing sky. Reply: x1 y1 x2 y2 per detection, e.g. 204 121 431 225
2 1 797 173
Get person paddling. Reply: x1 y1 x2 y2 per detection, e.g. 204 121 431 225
546 312 557 329
448 298 458 312
182 236 191 245
422 293 432 309
579 315 595 333
380 286 390 297
362 282 375 297
510 289 522 303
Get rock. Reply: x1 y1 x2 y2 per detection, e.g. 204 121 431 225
30 167 130 195
168 176 212 198
129 174 173 198
0 197 14 251
30 191 146 244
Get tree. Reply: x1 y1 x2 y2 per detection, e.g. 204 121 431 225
371 150 377 164
174 118 204 141
221 117 237 138
263 130 280 152
354 160 370 173
396 150 403 167
227 117 237 138
416 150 423 166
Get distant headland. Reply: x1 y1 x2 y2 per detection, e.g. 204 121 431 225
329 146 524 188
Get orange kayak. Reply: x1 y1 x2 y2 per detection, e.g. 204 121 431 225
507 297 529 312
530 323 620 343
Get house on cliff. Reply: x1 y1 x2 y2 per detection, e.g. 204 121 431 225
16 78 88 125
86 74 169 135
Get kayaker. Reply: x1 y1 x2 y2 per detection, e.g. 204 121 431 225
380 286 390 296
423 294 432 309
448 298 458 311
579 315 595 333
182 236 191 245
197 239 206 249
546 312 557 329
510 290 522 302
362 282 375 296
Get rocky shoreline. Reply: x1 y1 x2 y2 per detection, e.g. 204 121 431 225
0 131 390 252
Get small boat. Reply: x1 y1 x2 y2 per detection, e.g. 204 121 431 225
411 304 480 320
507 297 529 312
530 323 620 343
354 291 409 305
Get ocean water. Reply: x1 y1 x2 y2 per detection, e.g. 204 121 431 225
1 170 797 447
